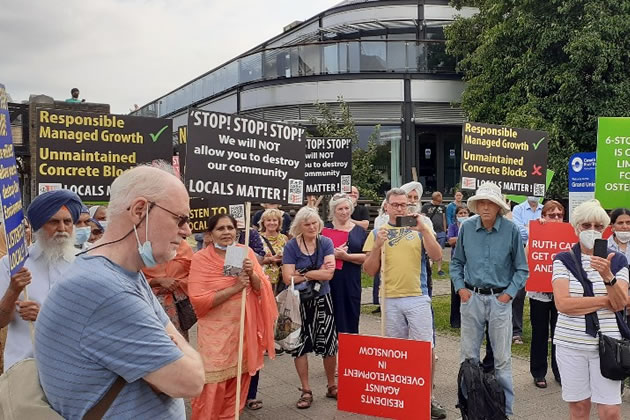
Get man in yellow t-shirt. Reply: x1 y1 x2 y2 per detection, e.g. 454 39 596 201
363 188 442 341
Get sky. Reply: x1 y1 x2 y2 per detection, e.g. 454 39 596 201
0 0 342 114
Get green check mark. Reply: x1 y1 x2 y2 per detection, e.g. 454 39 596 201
149 125 169 143
532 137 545 150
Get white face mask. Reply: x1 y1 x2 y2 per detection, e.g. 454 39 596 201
579 229 602 250
615 231 630 244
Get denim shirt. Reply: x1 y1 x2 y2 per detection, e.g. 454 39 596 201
511 201 543 242
450 215 529 298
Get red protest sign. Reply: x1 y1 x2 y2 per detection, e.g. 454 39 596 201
526 221 577 292
338 334 431 419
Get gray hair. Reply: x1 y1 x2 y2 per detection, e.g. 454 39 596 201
571 199 610 231
328 193 355 221
385 188 407 202
289 206 324 238
107 161 180 219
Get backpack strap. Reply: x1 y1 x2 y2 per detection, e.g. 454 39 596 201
83 376 126 420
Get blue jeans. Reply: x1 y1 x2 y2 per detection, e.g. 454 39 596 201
460 292 514 415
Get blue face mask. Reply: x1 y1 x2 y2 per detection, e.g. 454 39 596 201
75 226 91 245
457 216 469 224
99 220 108 231
214 243 228 251
133 208 158 268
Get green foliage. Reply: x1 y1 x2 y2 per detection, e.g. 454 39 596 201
308 97 383 200
445 0 630 198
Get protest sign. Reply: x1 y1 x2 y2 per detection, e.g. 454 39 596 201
35 108 172 201
526 221 577 292
338 334 431 419
177 125 187 176
0 84 28 275
186 110 305 205
461 122 549 196
305 137 352 194
568 152 596 222
188 197 245 234
595 118 630 209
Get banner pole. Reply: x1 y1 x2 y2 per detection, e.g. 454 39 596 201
380 249 386 337
22 287 35 344
235 201 251 419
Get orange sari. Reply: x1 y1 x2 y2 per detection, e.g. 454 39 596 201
189 244 277 419
142 241 193 337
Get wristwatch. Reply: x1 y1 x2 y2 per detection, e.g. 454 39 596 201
604 277 617 286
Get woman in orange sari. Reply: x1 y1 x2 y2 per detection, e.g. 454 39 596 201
142 240 194 339
189 214 277 419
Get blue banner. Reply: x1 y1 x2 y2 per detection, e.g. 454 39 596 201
0 83 28 275
568 152 596 193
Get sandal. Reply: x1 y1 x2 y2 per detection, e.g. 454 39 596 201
246 399 263 410
534 378 547 389
326 384 338 399
296 388 313 409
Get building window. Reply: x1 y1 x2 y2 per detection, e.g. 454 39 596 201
360 41 387 72
356 125 401 195
323 44 338 74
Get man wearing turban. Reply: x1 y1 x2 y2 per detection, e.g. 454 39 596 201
0 189 84 371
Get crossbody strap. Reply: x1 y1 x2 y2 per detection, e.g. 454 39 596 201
261 235 276 256
569 249 601 332
83 376 126 420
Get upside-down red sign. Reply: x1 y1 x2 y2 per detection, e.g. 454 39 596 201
338 334 431 419
526 221 578 292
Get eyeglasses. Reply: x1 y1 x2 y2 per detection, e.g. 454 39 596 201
332 193 349 200
91 229 103 235
150 202 190 227
388 203 407 209
545 212 564 220
580 222 605 232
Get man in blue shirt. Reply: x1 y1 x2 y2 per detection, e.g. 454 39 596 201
450 182 528 417
446 190 464 227
35 163 204 419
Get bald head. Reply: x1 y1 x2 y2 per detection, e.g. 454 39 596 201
107 162 186 218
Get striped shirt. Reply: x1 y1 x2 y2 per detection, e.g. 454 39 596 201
34 254 185 419
552 255 629 350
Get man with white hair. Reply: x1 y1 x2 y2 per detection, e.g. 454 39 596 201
0 189 83 371
36 162 204 419
450 182 529 417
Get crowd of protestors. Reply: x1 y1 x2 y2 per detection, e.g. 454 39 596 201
0 161 628 419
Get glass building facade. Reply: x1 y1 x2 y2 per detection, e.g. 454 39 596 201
132 0 476 197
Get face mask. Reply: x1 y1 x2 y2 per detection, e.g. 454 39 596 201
457 216 469 224
579 229 602 250
99 221 108 231
615 231 630 243
75 226 90 245
133 207 158 268
527 196 540 204
214 242 228 251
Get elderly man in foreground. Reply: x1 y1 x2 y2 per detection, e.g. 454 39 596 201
36 162 204 419
0 189 83 371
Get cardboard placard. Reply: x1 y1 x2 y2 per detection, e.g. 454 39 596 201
35 108 172 200
0 84 28 275
595 118 630 209
526 221 577 292
305 137 352 194
185 110 305 205
461 122 549 196
188 197 245 234
338 334 431 419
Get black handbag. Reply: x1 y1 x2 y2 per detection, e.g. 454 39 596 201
297 237 321 302
173 294 197 331
569 250 630 380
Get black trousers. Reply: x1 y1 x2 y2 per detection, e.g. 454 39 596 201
450 282 461 328
512 287 527 337
529 298 560 380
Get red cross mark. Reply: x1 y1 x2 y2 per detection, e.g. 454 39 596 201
532 164 542 176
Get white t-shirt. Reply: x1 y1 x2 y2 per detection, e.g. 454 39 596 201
552 254 629 350
0 242 73 370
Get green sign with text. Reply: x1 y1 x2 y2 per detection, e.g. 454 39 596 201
595 118 630 209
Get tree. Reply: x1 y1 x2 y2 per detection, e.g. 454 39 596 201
309 97 383 200
445 0 630 198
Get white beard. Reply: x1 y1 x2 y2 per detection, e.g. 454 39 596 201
33 230 77 264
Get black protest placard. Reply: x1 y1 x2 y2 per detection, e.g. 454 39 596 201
305 137 352 194
460 122 549 196
35 108 172 200
185 110 305 205
177 125 187 177
189 197 245 234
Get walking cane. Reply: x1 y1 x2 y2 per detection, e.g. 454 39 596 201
235 202 251 419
